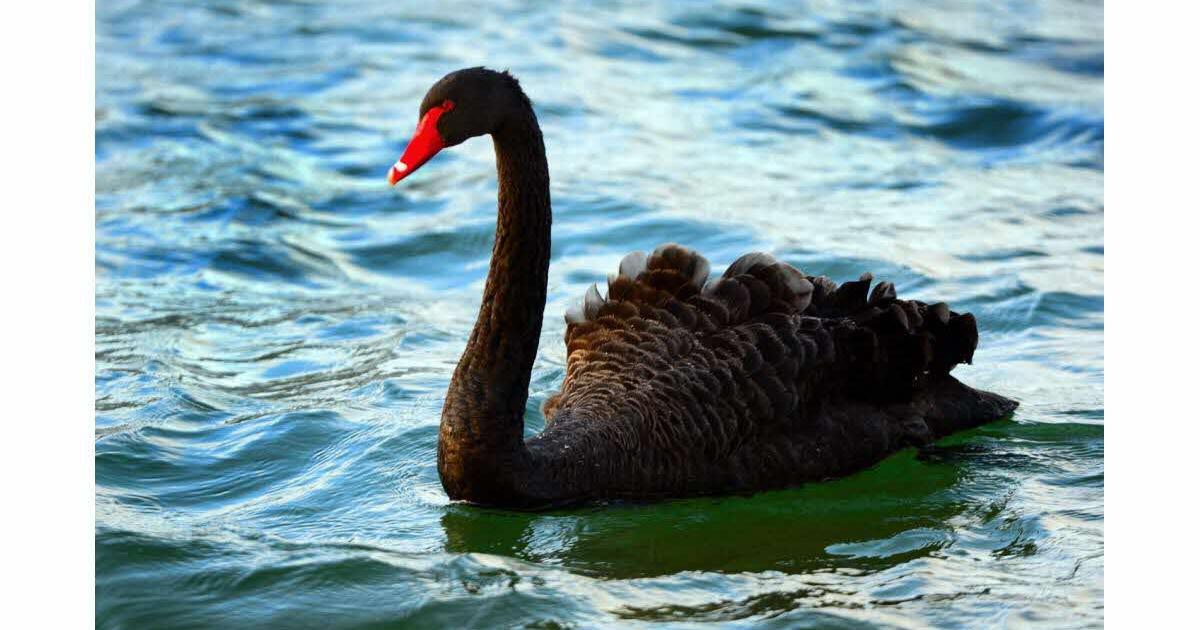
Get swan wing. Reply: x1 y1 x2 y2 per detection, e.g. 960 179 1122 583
543 246 980 453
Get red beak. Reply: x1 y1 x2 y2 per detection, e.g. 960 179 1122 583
388 100 455 185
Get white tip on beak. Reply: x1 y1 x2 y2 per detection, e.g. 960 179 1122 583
387 161 409 185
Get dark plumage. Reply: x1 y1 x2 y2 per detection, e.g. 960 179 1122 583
388 68 1017 509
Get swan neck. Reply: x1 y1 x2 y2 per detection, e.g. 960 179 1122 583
438 107 551 504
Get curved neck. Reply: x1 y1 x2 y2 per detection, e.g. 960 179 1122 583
438 108 551 504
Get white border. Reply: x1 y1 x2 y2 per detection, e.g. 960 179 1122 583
1 2 96 627
1107 1 1200 626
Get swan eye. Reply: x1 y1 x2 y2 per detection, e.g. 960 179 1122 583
442 99 455 112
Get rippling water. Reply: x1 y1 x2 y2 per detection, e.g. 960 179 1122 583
96 1 1104 627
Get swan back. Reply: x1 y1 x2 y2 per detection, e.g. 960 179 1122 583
538 244 986 498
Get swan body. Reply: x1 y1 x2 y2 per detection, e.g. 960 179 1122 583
388 68 1017 509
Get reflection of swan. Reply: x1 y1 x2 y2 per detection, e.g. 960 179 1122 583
391 68 1017 509
440 506 537 560
439 449 968 579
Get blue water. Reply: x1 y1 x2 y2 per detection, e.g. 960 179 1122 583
96 1 1103 627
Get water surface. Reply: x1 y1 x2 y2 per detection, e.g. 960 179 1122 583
96 1 1104 627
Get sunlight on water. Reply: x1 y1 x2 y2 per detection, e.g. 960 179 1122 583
97 1 1103 627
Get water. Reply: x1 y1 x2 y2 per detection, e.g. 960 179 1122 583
95 1 1103 627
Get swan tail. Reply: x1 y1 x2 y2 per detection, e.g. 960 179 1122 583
810 273 1017 434
808 273 993 405
919 375 1019 436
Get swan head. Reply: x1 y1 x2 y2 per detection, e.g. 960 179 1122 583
388 67 532 185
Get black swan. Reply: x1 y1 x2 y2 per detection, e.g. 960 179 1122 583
387 67 1017 509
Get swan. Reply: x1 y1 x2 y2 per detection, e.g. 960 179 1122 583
387 68 1017 509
